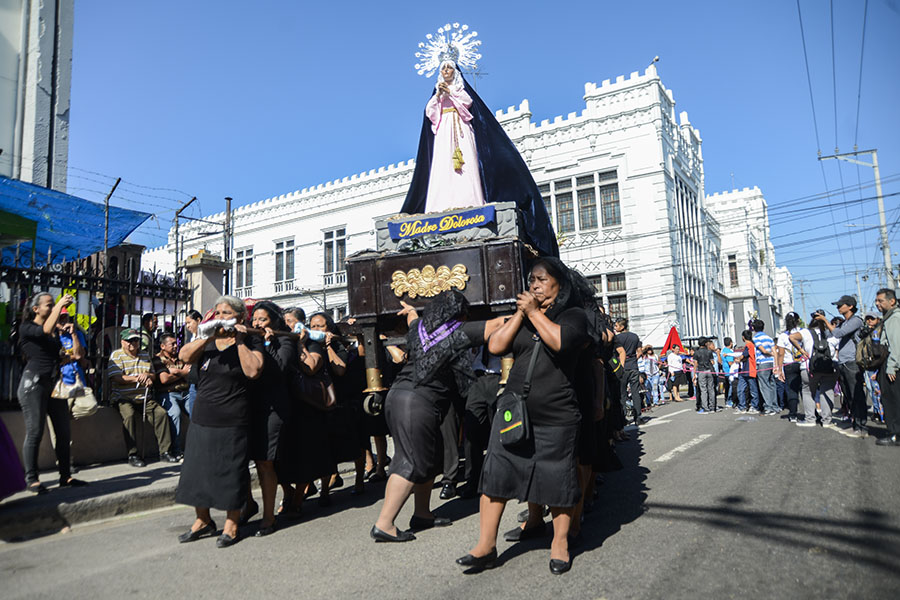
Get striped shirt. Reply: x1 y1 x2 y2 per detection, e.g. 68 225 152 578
752 331 775 365
108 348 153 402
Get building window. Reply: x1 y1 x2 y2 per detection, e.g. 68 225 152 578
728 254 739 288
539 183 552 225
600 184 620 227
577 175 597 230
587 276 603 296
275 239 294 282
556 193 574 233
598 170 617 183
324 228 346 274
607 272 626 292
608 295 628 320
235 248 253 289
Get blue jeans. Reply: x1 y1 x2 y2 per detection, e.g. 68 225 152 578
158 390 186 454
756 367 778 412
737 374 760 412
645 374 662 405
185 384 197 417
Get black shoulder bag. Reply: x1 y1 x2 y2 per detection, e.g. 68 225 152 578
495 338 542 447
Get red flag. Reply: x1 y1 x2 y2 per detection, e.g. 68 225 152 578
660 326 684 355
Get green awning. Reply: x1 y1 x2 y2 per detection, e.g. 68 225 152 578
0 208 37 248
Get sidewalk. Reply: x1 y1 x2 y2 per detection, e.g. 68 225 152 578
0 454 366 542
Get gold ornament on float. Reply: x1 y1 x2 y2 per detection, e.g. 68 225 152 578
390 264 469 298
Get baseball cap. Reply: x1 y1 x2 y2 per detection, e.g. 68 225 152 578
832 295 857 308
786 311 800 320
120 328 141 341
864 312 879 320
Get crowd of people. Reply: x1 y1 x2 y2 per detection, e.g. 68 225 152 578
3 270 899 575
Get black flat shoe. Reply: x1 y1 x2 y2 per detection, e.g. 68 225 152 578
27 482 48 495
254 522 276 537
305 483 318 498
517 505 550 523
160 452 181 463
549 558 571 575
503 522 546 542
455 548 497 570
58 477 88 488
409 515 452 530
370 525 416 542
216 532 239 548
177 520 217 543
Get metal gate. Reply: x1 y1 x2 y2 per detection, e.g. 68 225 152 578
0 257 190 408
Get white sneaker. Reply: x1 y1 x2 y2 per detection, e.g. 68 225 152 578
795 421 816 427
822 423 839 430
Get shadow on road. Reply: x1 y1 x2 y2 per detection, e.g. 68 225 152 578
641 496 900 575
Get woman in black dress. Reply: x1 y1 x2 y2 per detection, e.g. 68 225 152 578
175 296 264 548
310 312 368 495
371 291 503 542
278 308 336 511
458 257 589 575
242 300 294 536
16 292 85 493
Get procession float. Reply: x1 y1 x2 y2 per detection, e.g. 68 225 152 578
344 23 558 414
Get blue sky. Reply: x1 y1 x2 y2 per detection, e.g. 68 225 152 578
66 0 900 315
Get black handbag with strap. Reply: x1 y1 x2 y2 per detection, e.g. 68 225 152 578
495 338 542 447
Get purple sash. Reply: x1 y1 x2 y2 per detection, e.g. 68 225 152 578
418 319 462 352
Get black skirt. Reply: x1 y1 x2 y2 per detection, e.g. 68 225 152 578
480 422 581 507
176 423 250 511
384 387 444 484
327 404 367 463
275 403 336 484
248 407 284 462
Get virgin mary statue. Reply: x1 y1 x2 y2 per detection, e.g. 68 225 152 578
401 24 558 258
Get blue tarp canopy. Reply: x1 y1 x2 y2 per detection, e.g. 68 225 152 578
0 175 152 263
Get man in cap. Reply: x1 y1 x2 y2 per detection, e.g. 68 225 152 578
108 329 178 467
862 311 884 424
814 295 868 437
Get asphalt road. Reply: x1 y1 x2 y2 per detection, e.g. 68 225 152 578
3 402 899 600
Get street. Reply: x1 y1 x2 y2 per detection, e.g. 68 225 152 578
3 402 899 600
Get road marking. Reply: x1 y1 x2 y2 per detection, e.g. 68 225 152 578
654 434 712 463
640 419 672 428
661 408 693 418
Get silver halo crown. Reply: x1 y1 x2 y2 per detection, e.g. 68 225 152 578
414 22 482 77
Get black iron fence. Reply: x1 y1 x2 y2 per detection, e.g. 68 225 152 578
0 258 190 408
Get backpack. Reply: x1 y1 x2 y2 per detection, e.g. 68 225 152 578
809 328 834 374
856 325 888 370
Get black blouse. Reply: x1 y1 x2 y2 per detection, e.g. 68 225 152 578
191 335 266 428
18 320 62 377
504 307 589 427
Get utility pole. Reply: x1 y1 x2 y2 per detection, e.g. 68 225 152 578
174 197 197 280
856 273 864 312
224 197 232 294
819 149 896 290
796 279 809 320
102 178 121 276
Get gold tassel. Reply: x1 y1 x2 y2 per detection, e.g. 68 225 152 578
452 146 464 172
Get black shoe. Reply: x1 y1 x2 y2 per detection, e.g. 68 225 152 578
503 522 547 542
455 548 497 570
439 481 457 500
549 558 572 575
215 532 239 548
127 455 146 468
305 483 318 498
254 521 276 537
875 435 900 446
331 474 344 489
370 525 416 542
239 500 259 525
58 477 88 487
177 520 217 543
27 482 48 495
517 505 550 523
160 452 181 463
409 515 452 530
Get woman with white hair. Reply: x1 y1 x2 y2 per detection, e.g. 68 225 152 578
175 296 264 548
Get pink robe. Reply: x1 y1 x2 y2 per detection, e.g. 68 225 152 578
423 89 486 213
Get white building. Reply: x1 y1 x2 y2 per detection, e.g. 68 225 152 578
705 186 793 339
145 65 789 346
0 0 73 191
